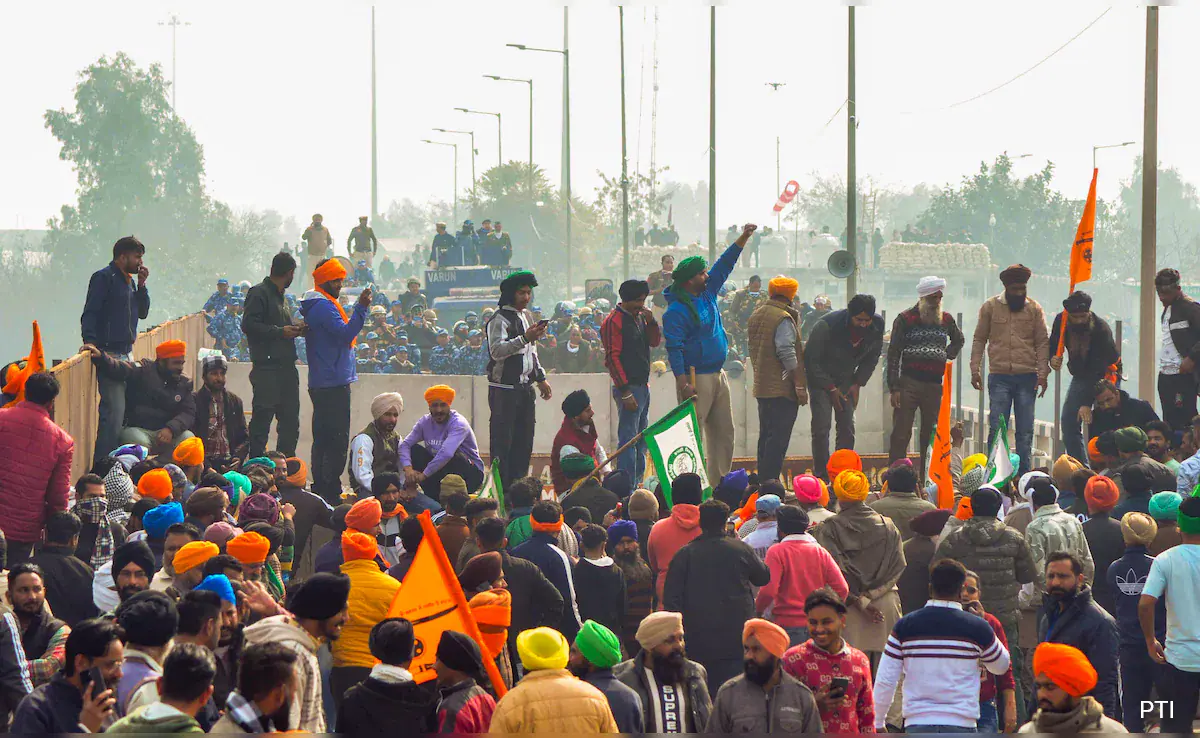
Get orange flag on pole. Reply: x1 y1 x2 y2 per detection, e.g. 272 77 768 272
385 511 507 698
2 321 46 408
926 363 955 509
1056 168 1098 358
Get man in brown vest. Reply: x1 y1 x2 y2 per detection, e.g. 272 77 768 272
748 277 809 483
348 392 404 494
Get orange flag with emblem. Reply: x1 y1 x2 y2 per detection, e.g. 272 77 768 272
2 322 46 408
1056 169 1098 358
927 363 955 509
385 511 507 698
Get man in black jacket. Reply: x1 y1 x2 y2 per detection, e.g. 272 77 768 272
82 340 195 456
1036 552 1120 720
0 611 31 731
1085 380 1159 444
600 280 662 484
191 355 248 471
81 236 150 464
29 513 99 628
803 294 884 481
241 252 303 457
1048 291 1120 464
1155 267 1200 434
11 617 124 734
336 618 436 736
663 499 771 697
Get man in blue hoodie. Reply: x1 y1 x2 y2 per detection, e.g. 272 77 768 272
662 223 756 486
300 258 371 504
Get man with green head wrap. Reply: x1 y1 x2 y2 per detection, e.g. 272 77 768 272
663 223 758 485
1110 425 1175 498
570 620 644 734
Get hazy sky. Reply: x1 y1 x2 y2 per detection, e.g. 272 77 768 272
2 0 1196 240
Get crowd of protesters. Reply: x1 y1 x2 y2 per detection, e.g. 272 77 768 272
0 227 1196 734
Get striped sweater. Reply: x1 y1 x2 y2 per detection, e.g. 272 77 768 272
871 600 1010 729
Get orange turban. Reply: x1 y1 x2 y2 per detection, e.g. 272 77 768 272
424 384 456 406
312 259 347 286
1033 642 1097 697
137 468 174 501
1084 475 1120 513
345 498 382 532
227 531 270 565
155 340 187 360
285 458 308 488
817 478 830 507
743 618 790 659
768 276 800 301
955 496 974 521
341 530 378 562
173 541 219 574
1087 437 1104 466
827 449 862 483
469 588 512 659
833 470 870 503
172 436 205 467
531 516 563 535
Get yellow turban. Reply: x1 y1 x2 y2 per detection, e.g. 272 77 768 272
768 276 800 300
1033 642 1097 697
172 436 205 467
516 627 569 672
424 384 456 406
833 469 870 503
962 453 987 476
173 541 219 574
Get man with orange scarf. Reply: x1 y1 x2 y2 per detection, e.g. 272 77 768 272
298 258 371 504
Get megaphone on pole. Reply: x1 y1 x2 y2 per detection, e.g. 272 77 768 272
827 250 857 279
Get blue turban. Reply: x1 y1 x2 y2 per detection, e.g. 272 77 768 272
607 519 639 547
143 502 184 540
194 574 236 605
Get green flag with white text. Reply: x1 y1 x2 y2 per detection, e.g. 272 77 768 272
645 397 711 508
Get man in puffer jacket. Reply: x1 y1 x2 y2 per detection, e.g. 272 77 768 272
330 531 401 711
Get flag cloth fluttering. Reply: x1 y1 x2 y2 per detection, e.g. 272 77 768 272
644 398 710 507
477 458 506 512
985 415 1016 488
1056 168 1098 358
925 363 955 509
772 181 801 214
1 321 46 408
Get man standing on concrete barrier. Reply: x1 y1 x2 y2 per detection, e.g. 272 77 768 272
300 258 370 505
747 276 808 483
242 251 303 458
804 294 884 482
82 235 150 464
663 223 757 486
1153 267 1200 436
1048 290 1119 465
601 280 661 486
486 271 552 490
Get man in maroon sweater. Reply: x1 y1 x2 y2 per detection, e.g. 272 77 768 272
550 390 608 496
601 280 662 487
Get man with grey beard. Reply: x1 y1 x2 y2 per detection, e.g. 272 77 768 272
886 276 964 471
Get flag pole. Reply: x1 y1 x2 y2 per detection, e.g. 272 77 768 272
566 395 698 495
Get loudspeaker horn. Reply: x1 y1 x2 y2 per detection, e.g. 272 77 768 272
827 250 857 279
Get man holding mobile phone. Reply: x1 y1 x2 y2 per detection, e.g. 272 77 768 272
11 618 125 734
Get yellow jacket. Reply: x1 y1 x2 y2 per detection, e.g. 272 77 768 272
488 669 618 734
332 558 401 668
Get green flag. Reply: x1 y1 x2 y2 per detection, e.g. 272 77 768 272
644 397 711 508
477 458 506 512
985 415 1015 488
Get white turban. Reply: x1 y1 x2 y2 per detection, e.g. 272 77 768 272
917 276 947 297
636 611 684 650
370 392 404 421
1018 471 1050 500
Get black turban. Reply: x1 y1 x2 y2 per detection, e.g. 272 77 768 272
437 630 486 677
562 389 591 418
619 279 650 302
112 540 156 585
1062 291 1092 313
287 573 351 621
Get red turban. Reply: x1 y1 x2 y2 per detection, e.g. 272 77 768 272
1084 475 1120 513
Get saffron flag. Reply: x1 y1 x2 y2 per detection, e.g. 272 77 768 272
385 511 507 698
924 363 955 509
644 397 710 507
477 458 506 512
1056 168 1098 358
1 321 46 408
985 415 1016 488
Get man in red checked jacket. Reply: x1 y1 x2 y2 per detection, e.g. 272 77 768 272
600 280 662 487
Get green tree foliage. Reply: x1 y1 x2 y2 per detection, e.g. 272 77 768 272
791 174 936 240
1105 156 1200 276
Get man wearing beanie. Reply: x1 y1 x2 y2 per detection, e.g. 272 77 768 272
1110 425 1175 497
886 275 965 471
190 354 248 471
244 572 351 732
970 263 1048 477
707 618 822 733
608 519 654 661
1048 290 1119 464
490 627 618 732
804 294 884 482
747 275 809 482
601 279 662 485
1019 642 1126 733
433 630 496 733
569 620 644 734
1024 477 1095 611
1140 494 1200 732
814 469 905 662
1152 267 1200 433
872 461 937 542
330 530 402 710
1106 512 1166 732
549 389 608 496
1080 476 1124 614
646 473 704 604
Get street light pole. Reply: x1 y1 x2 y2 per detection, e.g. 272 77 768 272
484 75 534 196
370 6 378 225
1092 141 1137 170
708 5 716 264
620 7 630 282
454 109 501 168
422 140 458 224
766 82 786 233
158 13 190 109
846 4 858 298
434 129 476 198
1139 6 1159 406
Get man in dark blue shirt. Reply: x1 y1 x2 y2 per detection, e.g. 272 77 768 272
80 236 150 465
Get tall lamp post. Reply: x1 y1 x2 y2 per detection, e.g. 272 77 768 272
484 75 534 197
619 7 630 281
422 139 459 224
1093 141 1136 170
1139 6 1159 406
158 13 190 109
455 108 502 168
434 128 477 198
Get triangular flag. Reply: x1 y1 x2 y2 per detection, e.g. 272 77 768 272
385 511 507 698
925 363 955 509
985 415 1015 488
2 321 46 408
1056 169 1098 358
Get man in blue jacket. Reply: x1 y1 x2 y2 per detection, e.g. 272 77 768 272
299 258 371 505
81 236 150 465
662 223 756 486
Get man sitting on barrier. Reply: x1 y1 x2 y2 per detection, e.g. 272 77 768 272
399 385 485 502
83 339 196 456
348 392 404 496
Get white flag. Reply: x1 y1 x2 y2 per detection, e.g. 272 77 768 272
645 398 711 506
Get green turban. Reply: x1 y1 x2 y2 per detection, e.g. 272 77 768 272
499 271 538 306
1178 495 1200 535
575 620 622 668
670 256 708 325
1113 426 1147 454
560 453 596 479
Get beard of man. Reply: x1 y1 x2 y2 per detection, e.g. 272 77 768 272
743 654 779 686
1006 289 1027 312
918 295 943 326
651 647 688 685
615 550 652 584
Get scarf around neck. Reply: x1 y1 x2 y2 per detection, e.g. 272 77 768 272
73 497 115 569
314 286 355 347
1033 696 1106 733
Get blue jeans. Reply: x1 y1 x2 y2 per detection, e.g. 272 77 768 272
987 373 1037 478
94 351 130 465
1061 374 1098 465
613 385 651 485
906 726 978 734
784 626 809 647
976 699 998 733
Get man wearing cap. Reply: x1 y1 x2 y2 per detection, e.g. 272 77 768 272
398 277 427 316
706 618 822 734
1108 425 1175 498
663 224 757 485
971 264 1050 477
1153 267 1200 433
190 354 247 471
299 258 371 504
549 389 607 495
601 279 662 485
614 610 713 732
433 630 497 732
570 620 644 734
453 328 488 375
486 270 552 488
647 254 675 322
452 220 479 267
1048 291 1119 463
242 251 303 458
1019 642 1126 733
347 216 378 268
800 294 832 341
348 392 404 495
301 214 333 287
83 339 196 456
428 222 456 268
1024 479 1095 610
398 385 484 501
886 275 965 470
204 279 235 316
747 276 809 483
